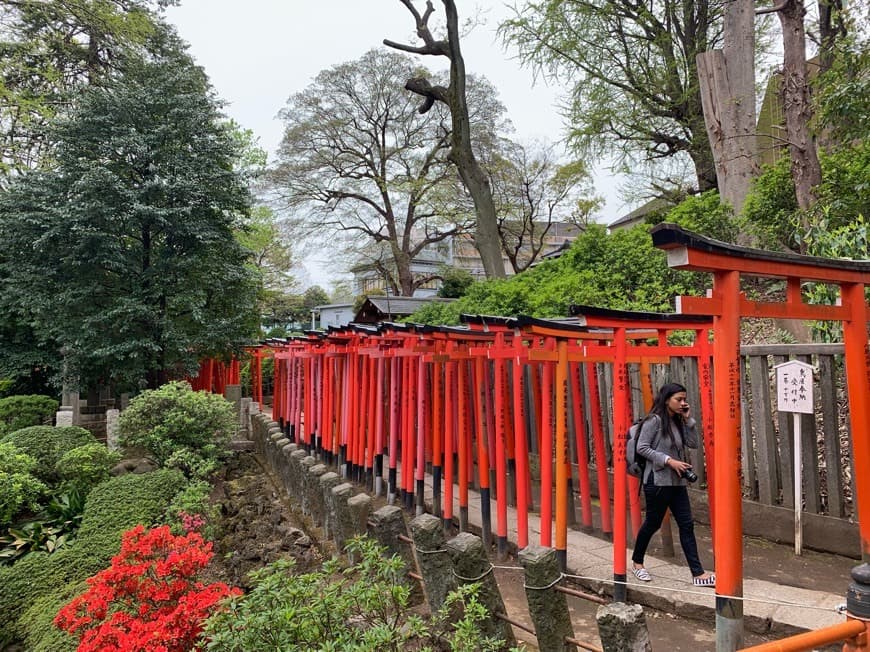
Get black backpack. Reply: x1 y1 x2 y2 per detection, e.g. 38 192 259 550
626 415 660 478
625 420 646 478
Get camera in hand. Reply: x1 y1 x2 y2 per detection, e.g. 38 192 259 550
681 468 698 483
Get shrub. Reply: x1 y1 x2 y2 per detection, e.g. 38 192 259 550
55 524 239 652
0 468 186 644
200 536 515 652
0 395 58 437
55 443 121 496
164 480 220 540
19 587 82 652
1 425 96 483
118 381 236 468
0 443 47 526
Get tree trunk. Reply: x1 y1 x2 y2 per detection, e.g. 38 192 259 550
442 0 505 278
778 0 822 223
696 0 758 215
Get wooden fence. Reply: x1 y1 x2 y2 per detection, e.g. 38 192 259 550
581 343 851 519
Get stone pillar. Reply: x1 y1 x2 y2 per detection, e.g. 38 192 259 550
519 545 576 652
105 409 120 451
368 505 423 606
55 406 74 427
596 603 652 652
306 463 328 526
410 513 456 613
224 384 242 414
288 449 308 500
299 456 316 515
319 472 343 539
346 493 372 561
239 397 252 439
447 532 515 646
279 442 296 496
330 482 355 550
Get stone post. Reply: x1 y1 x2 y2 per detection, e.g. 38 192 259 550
319 472 343 539
519 545 576 652
346 493 372 562
306 463 328 526
239 397 252 439
55 406 74 427
410 513 457 613
298 456 316 515
105 408 120 451
368 505 423 606
288 449 308 499
279 442 296 495
224 384 242 415
596 602 652 652
330 482 355 550
447 532 515 646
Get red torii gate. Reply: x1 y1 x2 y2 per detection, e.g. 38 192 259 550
651 223 870 652
568 304 715 601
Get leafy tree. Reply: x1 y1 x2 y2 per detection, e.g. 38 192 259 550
489 141 601 272
0 46 259 390
500 0 725 194
270 48 492 296
437 266 474 298
0 0 177 181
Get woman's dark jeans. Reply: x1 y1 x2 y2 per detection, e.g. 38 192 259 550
631 483 705 577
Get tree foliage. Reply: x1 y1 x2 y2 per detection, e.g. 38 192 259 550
500 0 726 194
412 222 711 323
489 141 601 272
0 0 177 181
0 45 259 390
270 48 492 296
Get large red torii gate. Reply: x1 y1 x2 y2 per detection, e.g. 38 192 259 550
651 223 870 652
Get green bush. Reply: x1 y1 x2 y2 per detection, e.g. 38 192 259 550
118 381 236 468
0 468 186 644
0 443 47 526
54 443 121 496
412 224 709 323
0 395 58 437
164 479 220 540
18 587 82 652
658 189 738 243
1 426 96 484
200 536 514 652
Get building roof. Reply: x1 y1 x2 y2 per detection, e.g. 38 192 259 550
354 296 455 324
608 197 673 231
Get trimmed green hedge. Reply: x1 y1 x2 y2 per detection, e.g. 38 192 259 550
1 426 96 483
0 468 187 645
0 395 58 437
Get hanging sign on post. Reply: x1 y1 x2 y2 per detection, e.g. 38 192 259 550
774 359 815 555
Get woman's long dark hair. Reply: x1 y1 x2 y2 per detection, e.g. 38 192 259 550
646 382 687 439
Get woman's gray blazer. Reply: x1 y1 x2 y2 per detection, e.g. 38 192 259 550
636 414 699 487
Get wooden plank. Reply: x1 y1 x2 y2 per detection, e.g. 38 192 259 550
749 354 778 505
741 343 844 356
599 363 614 465
798 354 820 514
774 355 795 508
740 356 757 499
818 355 844 517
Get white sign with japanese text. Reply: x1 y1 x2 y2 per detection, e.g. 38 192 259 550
775 360 814 414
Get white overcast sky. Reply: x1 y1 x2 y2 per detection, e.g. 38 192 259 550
164 1 628 286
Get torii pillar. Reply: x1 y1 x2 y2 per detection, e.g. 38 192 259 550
652 223 870 652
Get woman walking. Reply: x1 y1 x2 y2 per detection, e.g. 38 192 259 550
630 382 715 586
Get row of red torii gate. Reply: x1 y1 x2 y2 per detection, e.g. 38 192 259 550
195 224 870 652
